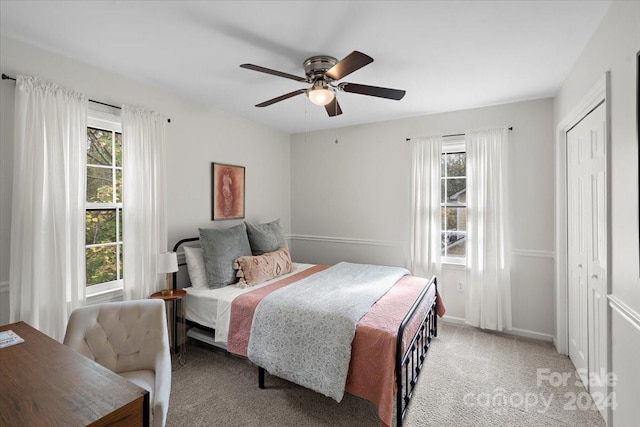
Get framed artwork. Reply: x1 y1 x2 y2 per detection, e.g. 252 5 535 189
211 163 245 220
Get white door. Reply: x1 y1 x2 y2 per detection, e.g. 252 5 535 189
584 103 608 418
567 111 589 383
566 101 609 422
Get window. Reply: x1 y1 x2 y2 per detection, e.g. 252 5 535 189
441 140 466 261
85 112 123 295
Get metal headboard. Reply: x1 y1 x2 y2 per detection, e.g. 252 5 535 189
171 237 199 290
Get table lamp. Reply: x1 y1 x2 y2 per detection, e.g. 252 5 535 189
158 252 178 296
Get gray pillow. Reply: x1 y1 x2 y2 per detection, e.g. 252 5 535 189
199 223 252 288
245 219 286 255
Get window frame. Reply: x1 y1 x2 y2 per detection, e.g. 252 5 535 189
441 138 467 265
85 111 123 297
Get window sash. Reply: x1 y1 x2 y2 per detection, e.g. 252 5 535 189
441 145 467 262
86 111 122 296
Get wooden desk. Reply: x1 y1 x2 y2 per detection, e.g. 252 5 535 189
0 321 149 426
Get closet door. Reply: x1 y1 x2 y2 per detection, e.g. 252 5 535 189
584 102 608 417
566 101 608 421
567 114 589 383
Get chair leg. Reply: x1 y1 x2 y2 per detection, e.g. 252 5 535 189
258 367 265 389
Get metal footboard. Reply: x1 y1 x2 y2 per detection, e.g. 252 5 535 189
395 276 438 426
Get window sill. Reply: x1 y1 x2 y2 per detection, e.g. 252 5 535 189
86 287 123 305
442 260 466 271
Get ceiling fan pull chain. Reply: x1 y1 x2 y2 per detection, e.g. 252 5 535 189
334 101 339 144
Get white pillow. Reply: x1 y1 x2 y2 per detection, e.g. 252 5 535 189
184 246 207 289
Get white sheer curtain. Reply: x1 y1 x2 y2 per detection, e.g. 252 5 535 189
465 127 512 331
409 135 442 278
122 106 168 300
9 76 87 341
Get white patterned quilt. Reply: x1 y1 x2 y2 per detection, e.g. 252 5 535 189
247 262 409 402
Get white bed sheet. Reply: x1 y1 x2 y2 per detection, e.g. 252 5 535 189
184 263 314 343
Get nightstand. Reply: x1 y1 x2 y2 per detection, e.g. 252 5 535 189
150 289 186 365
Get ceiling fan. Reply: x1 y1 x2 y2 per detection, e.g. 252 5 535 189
240 51 406 117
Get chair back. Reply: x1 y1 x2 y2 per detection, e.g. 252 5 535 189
64 299 169 374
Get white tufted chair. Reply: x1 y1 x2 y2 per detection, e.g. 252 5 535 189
63 299 171 427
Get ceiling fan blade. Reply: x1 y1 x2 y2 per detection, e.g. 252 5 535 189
325 51 373 81
240 64 307 82
255 89 307 107
339 82 406 100
325 98 343 117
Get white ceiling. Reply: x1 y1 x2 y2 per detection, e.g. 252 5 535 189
0 1 611 134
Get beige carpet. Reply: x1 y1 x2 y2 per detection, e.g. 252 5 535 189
167 322 605 426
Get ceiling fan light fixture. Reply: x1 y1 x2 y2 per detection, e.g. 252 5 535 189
306 83 335 106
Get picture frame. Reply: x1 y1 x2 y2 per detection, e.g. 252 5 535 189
211 163 245 220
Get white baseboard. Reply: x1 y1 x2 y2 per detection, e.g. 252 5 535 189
508 327 554 342
441 315 466 324
441 315 554 342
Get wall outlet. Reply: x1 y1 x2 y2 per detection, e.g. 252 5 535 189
457 281 464 292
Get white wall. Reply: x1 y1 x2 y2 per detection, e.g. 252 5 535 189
553 1 640 425
290 98 555 339
0 36 291 325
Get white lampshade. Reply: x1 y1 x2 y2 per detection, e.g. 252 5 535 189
157 252 178 274
307 84 335 106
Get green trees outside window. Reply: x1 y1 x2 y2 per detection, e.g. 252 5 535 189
441 151 466 258
86 127 123 286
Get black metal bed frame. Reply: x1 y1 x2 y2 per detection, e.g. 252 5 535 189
172 237 200 352
395 276 438 426
172 237 438 427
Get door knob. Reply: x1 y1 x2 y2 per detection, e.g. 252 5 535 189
577 264 583 269
591 274 598 279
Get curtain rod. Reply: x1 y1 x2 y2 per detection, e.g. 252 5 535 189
2 73 171 123
406 126 512 141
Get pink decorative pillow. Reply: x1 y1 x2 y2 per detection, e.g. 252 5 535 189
233 247 293 288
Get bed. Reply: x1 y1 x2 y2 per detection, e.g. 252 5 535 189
171 223 443 427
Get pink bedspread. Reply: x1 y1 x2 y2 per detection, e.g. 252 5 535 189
227 265 329 355
227 266 445 427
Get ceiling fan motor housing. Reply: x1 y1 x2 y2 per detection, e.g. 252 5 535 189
303 55 338 82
